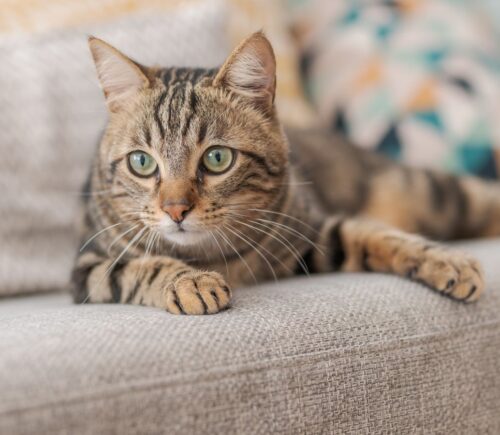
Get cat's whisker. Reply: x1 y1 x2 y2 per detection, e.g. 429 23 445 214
227 214 308 273
80 222 125 252
99 227 148 289
119 210 153 220
248 220 311 275
119 212 144 218
134 227 156 287
154 230 162 256
109 191 130 199
209 230 229 277
107 224 140 254
225 223 278 282
196 234 211 263
119 209 146 214
255 218 324 255
82 190 117 197
226 224 279 281
227 205 320 235
251 208 320 235
141 227 155 258
226 209 323 255
227 217 300 275
215 227 257 284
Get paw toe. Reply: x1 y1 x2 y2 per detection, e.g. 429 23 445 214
449 262 484 303
404 247 484 303
166 272 231 315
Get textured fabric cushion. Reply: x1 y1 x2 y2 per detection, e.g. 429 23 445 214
1 239 499 434
289 0 500 178
0 2 229 296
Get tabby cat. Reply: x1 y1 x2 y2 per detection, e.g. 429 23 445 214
72 32 500 314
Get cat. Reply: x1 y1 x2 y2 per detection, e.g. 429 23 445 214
72 31 500 315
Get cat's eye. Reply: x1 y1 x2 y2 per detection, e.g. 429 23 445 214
202 146 234 174
128 151 158 178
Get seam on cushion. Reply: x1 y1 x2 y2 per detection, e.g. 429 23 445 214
1 319 499 417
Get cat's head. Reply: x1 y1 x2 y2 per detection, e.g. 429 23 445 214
89 32 289 248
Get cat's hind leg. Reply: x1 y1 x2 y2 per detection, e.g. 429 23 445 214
313 217 484 302
359 167 500 240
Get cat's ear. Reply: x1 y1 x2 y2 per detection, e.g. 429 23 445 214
88 36 150 112
213 31 276 113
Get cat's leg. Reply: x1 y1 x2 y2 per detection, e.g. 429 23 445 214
313 217 484 302
71 251 231 315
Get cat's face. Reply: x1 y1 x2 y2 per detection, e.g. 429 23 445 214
90 33 289 248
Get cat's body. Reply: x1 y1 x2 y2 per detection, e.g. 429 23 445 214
72 33 500 314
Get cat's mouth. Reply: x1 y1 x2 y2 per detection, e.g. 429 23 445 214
159 224 210 246
162 230 210 246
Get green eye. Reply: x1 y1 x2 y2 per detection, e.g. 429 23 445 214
128 151 158 177
202 147 234 174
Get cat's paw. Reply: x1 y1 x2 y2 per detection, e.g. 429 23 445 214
165 271 231 315
392 243 484 302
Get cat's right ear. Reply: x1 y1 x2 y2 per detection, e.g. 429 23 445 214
88 37 150 113
213 32 276 114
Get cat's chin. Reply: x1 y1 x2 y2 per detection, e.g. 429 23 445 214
161 229 210 247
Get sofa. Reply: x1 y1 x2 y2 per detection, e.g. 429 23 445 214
2 1 500 433
2 238 500 434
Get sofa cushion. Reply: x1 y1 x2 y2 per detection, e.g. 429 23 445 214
1 239 500 434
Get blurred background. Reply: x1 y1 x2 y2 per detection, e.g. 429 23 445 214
1 0 500 296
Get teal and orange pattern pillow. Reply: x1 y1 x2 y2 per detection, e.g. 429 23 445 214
289 0 500 179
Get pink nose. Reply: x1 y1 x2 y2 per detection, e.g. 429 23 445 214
162 201 192 223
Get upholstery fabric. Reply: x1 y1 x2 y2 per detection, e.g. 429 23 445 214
289 0 500 178
1 239 499 434
0 2 229 296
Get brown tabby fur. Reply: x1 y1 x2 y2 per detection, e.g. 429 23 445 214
72 32 500 315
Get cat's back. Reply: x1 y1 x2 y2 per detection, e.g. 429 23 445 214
286 126 394 214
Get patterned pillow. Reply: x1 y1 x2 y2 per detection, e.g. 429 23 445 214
288 0 500 178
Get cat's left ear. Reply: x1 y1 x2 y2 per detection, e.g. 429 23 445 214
88 36 150 113
213 31 276 113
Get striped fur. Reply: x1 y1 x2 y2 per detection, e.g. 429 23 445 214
72 32 500 314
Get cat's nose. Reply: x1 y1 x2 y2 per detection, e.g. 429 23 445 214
162 201 193 224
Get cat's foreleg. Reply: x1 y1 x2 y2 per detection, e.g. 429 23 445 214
71 251 231 314
313 217 484 302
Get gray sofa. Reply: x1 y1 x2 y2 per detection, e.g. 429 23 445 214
1 238 500 434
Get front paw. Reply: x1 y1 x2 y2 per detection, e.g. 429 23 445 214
165 271 231 315
391 243 484 302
